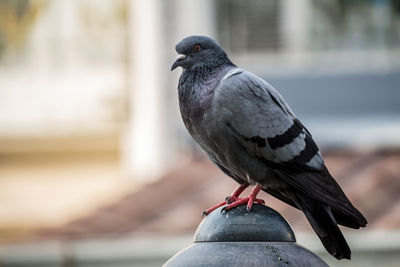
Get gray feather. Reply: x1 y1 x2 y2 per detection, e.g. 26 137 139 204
216 70 293 135
214 68 319 167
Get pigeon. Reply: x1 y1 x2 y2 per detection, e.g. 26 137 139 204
171 35 367 260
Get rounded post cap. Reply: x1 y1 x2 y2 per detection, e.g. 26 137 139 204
194 204 296 242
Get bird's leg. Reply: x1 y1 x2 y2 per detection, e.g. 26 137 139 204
222 184 264 212
202 183 249 216
225 183 249 203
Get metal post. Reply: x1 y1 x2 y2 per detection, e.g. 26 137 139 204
164 205 328 266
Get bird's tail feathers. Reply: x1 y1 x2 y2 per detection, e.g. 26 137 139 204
279 168 368 230
324 172 367 229
298 197 351 260
332 206 367 229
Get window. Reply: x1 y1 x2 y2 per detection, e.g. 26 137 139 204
217 0 282 53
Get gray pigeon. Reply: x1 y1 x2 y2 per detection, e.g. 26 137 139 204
171 35 367 260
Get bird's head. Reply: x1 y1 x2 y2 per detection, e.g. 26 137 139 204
171 35 234 71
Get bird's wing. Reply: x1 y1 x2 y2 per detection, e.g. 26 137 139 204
214 68 323 170
213 68 351 208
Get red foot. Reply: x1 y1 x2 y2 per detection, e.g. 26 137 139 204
223 195 265 212
202 183 249 216
202 184 264 215
202 201 227 216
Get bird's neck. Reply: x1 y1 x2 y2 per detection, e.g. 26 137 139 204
178 65 234 119
188 61 235 80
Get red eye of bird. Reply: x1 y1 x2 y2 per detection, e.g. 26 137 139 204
194 44 201 52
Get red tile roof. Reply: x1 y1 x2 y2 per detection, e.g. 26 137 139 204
37 149 400 240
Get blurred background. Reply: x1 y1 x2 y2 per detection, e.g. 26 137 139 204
0 0 399 266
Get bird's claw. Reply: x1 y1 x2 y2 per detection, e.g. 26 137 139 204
204 185 264 215
225 195 239 204
223 196 266 212
201 200 228 216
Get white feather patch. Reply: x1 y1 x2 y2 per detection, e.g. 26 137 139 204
306 151 324 169
222 68 243 81
262 132 306 162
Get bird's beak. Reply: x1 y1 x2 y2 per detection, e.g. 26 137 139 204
171 54 186 71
